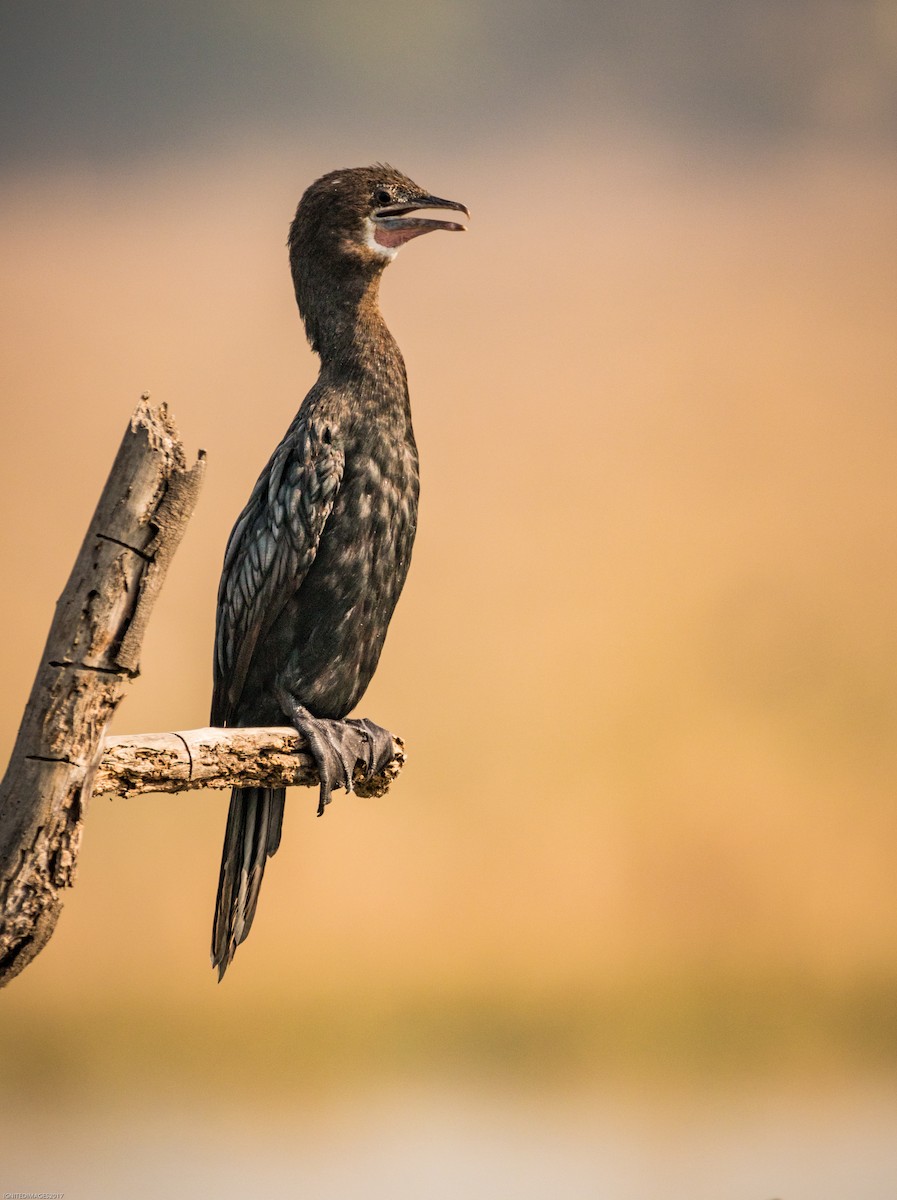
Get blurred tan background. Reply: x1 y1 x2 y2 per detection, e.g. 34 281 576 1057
2 2 897 1195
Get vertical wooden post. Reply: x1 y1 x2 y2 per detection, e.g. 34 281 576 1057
0 398 205 986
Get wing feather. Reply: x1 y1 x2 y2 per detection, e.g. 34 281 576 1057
211 421 344 726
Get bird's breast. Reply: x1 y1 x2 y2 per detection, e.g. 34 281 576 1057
271 425 420 718
323 431 420 618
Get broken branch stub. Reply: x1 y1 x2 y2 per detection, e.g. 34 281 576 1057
0 398 205 987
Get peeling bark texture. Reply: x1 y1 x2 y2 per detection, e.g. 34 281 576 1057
0 397 206 988
94 726 405 800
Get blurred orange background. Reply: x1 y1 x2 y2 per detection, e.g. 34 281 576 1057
1 3 897 1195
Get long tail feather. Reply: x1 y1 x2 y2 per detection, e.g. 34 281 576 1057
211 786 285 980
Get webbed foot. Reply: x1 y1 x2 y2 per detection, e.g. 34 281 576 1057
288 705 396 816
345 717 396 779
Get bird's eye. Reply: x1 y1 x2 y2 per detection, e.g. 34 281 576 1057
375 189 392 207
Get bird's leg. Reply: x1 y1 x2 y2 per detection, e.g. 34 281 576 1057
277 692 395 816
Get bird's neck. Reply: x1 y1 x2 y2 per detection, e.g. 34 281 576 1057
298 266 401 377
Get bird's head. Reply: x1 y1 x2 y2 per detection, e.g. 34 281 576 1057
289 164 468 277
287 165 468 356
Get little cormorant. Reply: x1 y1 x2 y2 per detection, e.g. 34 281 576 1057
210 165 468 978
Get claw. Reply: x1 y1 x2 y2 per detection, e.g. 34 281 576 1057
286 704 392 815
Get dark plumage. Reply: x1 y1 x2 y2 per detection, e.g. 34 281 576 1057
210 165 468 979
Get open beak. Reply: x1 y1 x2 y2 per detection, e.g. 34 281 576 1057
372 194 469 247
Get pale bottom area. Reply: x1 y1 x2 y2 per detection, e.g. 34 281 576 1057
2 1082 896 1199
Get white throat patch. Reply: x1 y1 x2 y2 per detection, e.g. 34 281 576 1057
363 216 399 261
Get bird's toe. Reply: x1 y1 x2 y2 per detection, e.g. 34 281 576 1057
289 705 379 814
347 717 396 778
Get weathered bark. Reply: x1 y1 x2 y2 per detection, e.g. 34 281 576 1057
94 726 404 799
0 397 206 987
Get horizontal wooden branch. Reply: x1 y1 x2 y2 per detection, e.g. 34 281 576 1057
94 726 405 800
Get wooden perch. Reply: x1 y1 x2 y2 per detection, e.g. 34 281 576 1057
0 398 206 987
94 726 404 800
